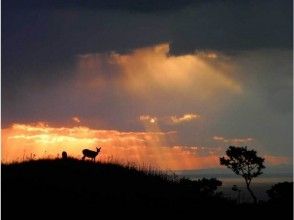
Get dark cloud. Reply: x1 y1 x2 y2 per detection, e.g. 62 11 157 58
3 0 203 12
3 0 291 71
170 0 292 54
3 0 291 84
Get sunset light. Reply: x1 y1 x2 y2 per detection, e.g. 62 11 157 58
2 123 289 170
2 123 221 170
3 0 292 217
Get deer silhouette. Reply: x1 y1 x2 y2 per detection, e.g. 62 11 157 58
82 147 101 161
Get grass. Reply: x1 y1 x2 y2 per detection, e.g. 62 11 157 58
2 158 293 219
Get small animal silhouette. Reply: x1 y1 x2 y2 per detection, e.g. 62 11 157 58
62 151 67 160
82 147 101 161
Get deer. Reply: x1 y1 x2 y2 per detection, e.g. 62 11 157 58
82 147 101 161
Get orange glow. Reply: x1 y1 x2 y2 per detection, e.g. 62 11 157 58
76 43 242 105
2 123 221 170
110 43 241 98
2 123 288 170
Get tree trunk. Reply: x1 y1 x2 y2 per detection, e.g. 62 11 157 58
246 184 257 204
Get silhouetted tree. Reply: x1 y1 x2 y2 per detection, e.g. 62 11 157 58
267 182 293 204
220 146 265 204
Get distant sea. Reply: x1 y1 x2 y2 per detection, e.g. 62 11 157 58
174 169 293 202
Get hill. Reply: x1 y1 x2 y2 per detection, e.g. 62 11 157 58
2 158 292 219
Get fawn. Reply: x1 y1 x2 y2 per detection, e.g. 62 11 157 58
82 147 101 161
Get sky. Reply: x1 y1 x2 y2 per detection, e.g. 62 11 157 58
2 0 293 170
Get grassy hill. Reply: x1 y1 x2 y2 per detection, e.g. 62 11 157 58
2 158 292 219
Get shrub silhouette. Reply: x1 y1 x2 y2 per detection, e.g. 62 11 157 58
179 177 222 198
220 146 265 204
267 182 293 204
62 151 67 159
232 185 241 204
197 178 222 196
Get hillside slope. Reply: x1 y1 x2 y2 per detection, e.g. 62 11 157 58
2 158 292 219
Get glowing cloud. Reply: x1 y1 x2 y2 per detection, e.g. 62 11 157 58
139 115 158 124
76 43 241 104
213 136 253 143
169 114 200 124
139 113 200 125
213 136 225 141
111 44 241 97
72 117 81 123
